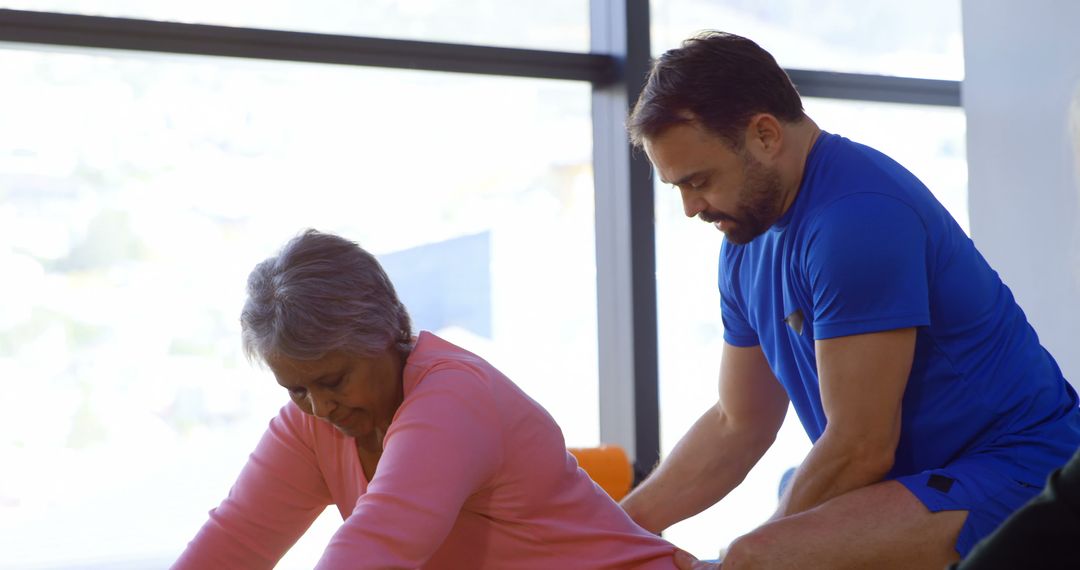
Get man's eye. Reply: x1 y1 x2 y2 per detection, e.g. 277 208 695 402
677 180 705 192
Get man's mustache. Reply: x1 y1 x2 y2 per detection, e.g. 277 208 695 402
698 211 734 224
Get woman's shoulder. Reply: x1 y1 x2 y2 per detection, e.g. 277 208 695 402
404 332 504 393
399 332 560 436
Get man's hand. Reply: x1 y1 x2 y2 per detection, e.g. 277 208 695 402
674 549 721 570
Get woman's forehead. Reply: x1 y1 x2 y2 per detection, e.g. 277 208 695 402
267 350 346 377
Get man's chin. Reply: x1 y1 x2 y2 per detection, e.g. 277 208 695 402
721 225 766 245
719 226 747 244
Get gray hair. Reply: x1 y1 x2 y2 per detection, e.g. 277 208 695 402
240 229 413 363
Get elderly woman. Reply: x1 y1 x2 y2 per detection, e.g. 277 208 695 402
173 230 676 569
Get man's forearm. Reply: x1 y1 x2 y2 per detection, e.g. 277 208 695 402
621 405 775 533
773 431 894 519
769 329 910 520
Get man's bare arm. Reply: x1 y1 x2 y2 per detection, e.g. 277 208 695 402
772 327 915 518
621 342 789 533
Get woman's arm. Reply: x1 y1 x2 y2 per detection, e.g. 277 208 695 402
314 367 503 569
172 404 332 570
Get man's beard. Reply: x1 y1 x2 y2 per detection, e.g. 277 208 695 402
700 153 786 245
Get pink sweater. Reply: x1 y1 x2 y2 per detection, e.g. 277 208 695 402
174 332 676 569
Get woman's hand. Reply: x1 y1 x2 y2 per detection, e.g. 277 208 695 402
674 549 721 569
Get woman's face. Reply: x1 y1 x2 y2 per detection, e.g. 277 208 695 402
267 347 405 450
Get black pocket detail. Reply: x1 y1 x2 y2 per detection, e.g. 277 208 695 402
927 474 956 493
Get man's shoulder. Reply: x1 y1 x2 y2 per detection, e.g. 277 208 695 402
807 191 923 229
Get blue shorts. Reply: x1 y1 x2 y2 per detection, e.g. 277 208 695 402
895 453 1043 556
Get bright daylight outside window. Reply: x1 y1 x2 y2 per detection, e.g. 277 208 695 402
651 0 963 79
0 46 597 568
650 0 965 560
0 0 589 52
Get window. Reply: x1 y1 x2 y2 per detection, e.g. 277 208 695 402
0 0 590 52
652 0 964 79
0 4 968 567
0 46 597 568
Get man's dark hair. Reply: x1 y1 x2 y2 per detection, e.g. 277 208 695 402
628 31 805 148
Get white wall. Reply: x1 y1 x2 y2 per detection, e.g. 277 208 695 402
962 0 1080 388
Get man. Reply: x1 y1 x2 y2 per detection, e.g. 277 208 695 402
620 31 1080 569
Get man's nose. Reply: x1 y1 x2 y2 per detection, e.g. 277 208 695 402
681 189 705 218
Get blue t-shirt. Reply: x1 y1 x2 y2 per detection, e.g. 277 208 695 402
719 132 1080 483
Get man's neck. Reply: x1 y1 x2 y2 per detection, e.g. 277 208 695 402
778 117 822 216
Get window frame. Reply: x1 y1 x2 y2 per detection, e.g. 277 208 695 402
0 3 962 480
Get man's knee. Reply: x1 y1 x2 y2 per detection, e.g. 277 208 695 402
723 526 783 568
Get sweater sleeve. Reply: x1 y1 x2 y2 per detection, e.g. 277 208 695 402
172 404 332 570
314 367 503 569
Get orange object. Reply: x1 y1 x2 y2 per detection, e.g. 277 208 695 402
568 445 633 502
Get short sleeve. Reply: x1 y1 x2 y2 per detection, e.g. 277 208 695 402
803 193 931 340
719 243 760 347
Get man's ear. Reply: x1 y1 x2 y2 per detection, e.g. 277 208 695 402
744 113 784 159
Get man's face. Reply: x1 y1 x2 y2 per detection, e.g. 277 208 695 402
644 120 787 245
